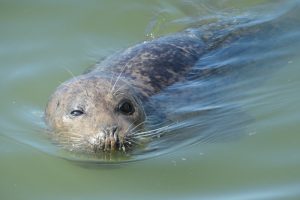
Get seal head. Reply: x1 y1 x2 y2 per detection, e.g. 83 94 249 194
45 73 146 153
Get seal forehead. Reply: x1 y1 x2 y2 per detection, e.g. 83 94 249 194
63 75 111 90
56 75 117 102
48 74 139 117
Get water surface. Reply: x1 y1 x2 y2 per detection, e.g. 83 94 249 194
1 0 300 199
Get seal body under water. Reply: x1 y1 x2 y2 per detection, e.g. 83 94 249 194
45 18 279 154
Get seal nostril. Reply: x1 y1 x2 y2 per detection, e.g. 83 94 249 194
112 126 118 134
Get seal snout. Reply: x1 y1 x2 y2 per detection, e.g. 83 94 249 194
88 125 122 152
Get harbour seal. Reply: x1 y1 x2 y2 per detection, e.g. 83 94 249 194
45 32 206 153
45 19 277 155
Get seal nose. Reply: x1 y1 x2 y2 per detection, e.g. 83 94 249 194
105 125 118 137
88 125 120 152
103 125 119 151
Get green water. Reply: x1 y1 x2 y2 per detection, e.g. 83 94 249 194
1 0 300 199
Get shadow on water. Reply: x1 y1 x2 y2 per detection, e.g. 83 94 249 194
1 0 300 165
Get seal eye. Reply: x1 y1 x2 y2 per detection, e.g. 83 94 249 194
118 100 135 115
70 109 84 117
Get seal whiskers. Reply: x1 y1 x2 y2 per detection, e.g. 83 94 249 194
110 63 129 93
131 123 175 139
